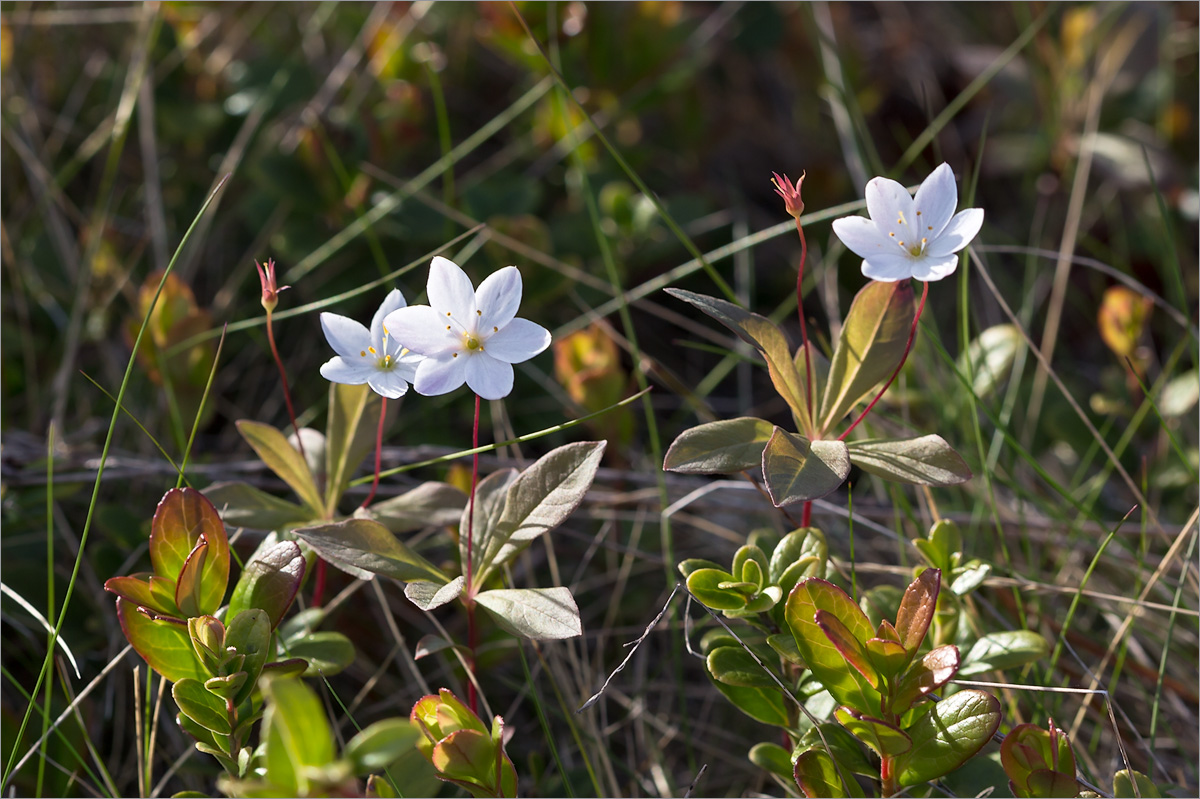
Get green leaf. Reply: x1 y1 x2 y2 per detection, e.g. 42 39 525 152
706 646 779 689
459 468 518 581
151 488 230 616
293 518 447 584
177 711 220 750
793 749 856 798
762 429 850 506
474 587 582 640
105 573 177 617
172 678 232 735
769 527 828 584
1113 769 1160 798
915 519 961 571
116 598 208 683
784 579 880 717
732 545 769 589
834 706 912 758
261 676 336 795
959 631 1050 677
748 742 793 781
893 690 1002 787
815 610 880 690
767 632 805 665
285 632 355 677
686 568 745 611
663 417 775 474
895 568 940 659
344 718 422 775
864 637 908 681
847 436 972 486
958 324 1021 397
405 576 466 611
227 540 306 630
479 441 606 584
369 481 467 534
709 675 791 728
820 279 914 430
1026 770 1082 797
892 645 960 714
236 420 324 515
799 722 878 778
431 729 500 793
794 341 830 420
950 560 991 596
678 558 726 577
224 609 271 708
174 540 208 618
202 482 312 531
324 382 383 514
666 288 812 432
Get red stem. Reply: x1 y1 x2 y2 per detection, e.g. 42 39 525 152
465 394 481 714
360 398 388 509
265 311 306 465
839 281 929 441
801 501 812 528
795 219 815 431
312 558 327 608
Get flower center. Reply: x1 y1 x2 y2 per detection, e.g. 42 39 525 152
464 334 483 351
377 353 395 370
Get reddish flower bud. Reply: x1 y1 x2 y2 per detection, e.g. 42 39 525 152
771 171 806 219
255 258 290 313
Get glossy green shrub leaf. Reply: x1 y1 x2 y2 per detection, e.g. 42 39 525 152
663 417 775 474
106 573 175 616
202 482 311 531
344 718 421 775
116 598 207 683
686 568 745 610
475 587 582 640
324 382 382 514
895 568 940 659
678 558 725 577
785 579 880 717
892 645 960 714
748 741 793 781
706 646 778 689
224 609 271 707
834 706 912 758
177 710 221 750
293 518 447 584
950 560 991 595
369 481 467 534
151 488 230 616
732 545 769 587
1001 720 1078 798
666 288 812 431
767 632 805 665
959 630 1049 676
864 637 908 681
405 576 466 611
893 690 1002 787
1026 770 1082 797
710 675 791 728
1113 769 1160 798
847 435 972 486
285 632 355 677
763 429 850 506
261 676 335 795
815 610 880 689
820 279 914 430
915 519 961 571
769 527 828 584
793 749 857 798
431 728 518 798
959 324 1020 397
172 678 231 735
799 722 877 777
459 468 518 580
478 441 606 584
174 540 208 618
228 540 306 630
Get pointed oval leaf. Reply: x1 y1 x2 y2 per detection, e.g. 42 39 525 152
236 420 324 515
172 678 231 735
285 631 355 677
959 630 1050 677
325 382 383 514
460 468 519 581
474 587 582 640
785 579 880 717
847 435 972 486
893 689 1002 787
293 518 447 584
105 573 177 616
345 718 422 776
174 540 208 618
261 675 335 794
150 488 229 615
663 417 775 474
202 481 312 531
709 676 791 728
115 598 208 683
405 576 466 611
748 742 794 781
706 646 779 689
820 279 914 430
892 645 960 714
370 481 468 534
815 610 880 689
793 749 855 798
763 429 850 506
686 568 746 611
895 568 940 657
228 540 306 630
666 289 812 432
794 341 830 421
834 706 912 758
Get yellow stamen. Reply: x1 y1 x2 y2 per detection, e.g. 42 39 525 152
368 346 377 355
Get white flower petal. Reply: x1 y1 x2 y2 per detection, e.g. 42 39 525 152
427 256 476 324
465 354 514 400
475 266 523 331
912 163 958 240
371 288 408 351
413 354 468 396
909 253 961 282
367 370 410 399
320 357 372 385
484 318 551 364
384 306 461 357
832 216 895 260
860 253 920 282
925 208 983 258
865 176 917 241
320 313 371 360
395 350 423 383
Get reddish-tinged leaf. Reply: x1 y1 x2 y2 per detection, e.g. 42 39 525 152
149 488 229 616
816 609 880 689
793 749 857 798
894 690 1002 787
892 645 960 714
762 429 850 505
895 568 940 658
174 539 208 618
834 706 912 758
105 573 176 616
785 579 881 717
115 598 207 683
865 637 908 680
227 540 306 630
432 728 495 786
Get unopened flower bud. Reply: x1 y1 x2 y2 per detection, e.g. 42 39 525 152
255 258 290 313
771 171 806 220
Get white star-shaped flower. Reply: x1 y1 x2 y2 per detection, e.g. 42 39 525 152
319 289 422 399
382 257 551 401
831 163 984 282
